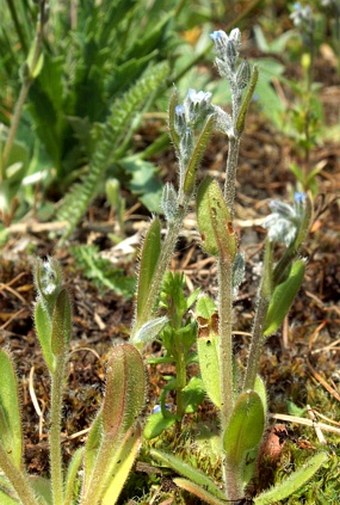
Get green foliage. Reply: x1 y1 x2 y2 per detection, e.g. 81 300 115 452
70 244 135 299
196 177 236 260
0 349 23 470
264 258 306 336
56 61 169 239
0 260 146 505
135 218 161 322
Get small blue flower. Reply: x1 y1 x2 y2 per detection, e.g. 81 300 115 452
294 191 306 204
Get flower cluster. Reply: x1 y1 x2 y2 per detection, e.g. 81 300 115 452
210 28 252 133
290 3 314 33
174 89 212 135
263 193 306 246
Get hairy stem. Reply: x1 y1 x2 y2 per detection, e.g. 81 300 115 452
224 136 241 216
243 292 270 391
218 257 234 428
49 354 67 505
0 443 39 505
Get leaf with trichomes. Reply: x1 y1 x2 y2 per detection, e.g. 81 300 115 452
102 344 145 440
183 115 215 195
0 349 23 469
264 258 305 336
51 288 72 356
197 178 237 260
34 300 55 372
151 449 226 501
136 218 161 321
223 391 265 469
254 452 328 505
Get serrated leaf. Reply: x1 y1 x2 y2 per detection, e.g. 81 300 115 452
197 178 236 260
0 350 22 469
136 218 161 320
223 391 265 468
264 259 305 336
254 452 328 505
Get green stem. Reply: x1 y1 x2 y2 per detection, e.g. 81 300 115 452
0 443 39 505
218 257 234 427
223 136 241 216
49 354 67 505
243 241 272 391
243 293 270 391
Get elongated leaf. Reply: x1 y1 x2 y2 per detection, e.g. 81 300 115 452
0 475 18 504
150 449 226 500
29 476 52 505
102 344 145 438
174 478 227 505
183 114 215 195
0 349 22 469
51 288 72 356
264 259 305 336
131 316 168 346
223 391 264 468
236 65 258 134
254 452 328 505
136 218 161 320
83 411 103 486
197 178 236 260
34 300 55 372
101 424 142 505
64 448 83 505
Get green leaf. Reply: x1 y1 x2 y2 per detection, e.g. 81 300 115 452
264 259 305 336
136 218 161 320
101 425 142 505
174 478 227 505
236 65 259 134
64 448 83 505
102 344 145 439
34 300 55 373
254 452 328 505
197 333 221 409
0 475 18 504
150 450 226 500
83 412 103 486
223 391 265 469
70 244 135 299
196 178 237 260
183 114 215 195
29 476 52 505
131 316 168 346
254 375 268 416
51 288 72 356
143 411 177 440
196 295 216 319
0 349 22 469
182 377 206 414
